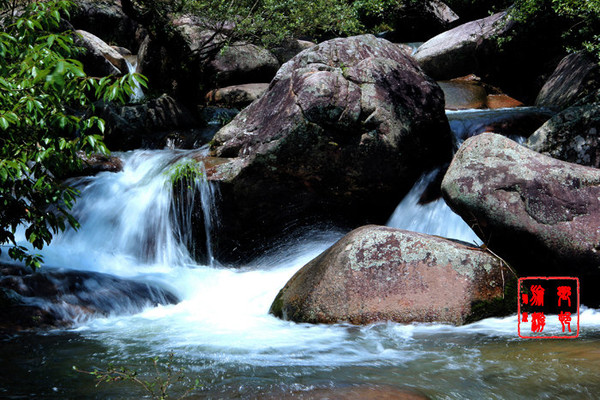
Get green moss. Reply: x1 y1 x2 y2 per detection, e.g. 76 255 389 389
465 275 518 324
269 289 285 318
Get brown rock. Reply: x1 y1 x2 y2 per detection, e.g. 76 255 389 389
270 225 514 325
439 81 488 110
441 133 600 305
486 94 524 109
205 83 269 108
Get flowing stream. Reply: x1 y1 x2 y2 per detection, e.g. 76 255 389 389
2 109 600 399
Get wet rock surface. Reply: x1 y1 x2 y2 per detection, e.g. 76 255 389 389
204 34 452 263
0 264 178 331
270 225 514 325
442 133 600 305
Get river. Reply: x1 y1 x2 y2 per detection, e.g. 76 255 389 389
1 108 600 399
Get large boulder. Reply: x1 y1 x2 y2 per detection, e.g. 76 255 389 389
204 34 452 263
209 42 280 86
270 226 515 325
535 52 600 110
527 102 600 168
414 12 510 79
0 264 178 331
414 11 566 103
442 133 600 305
101 94 202 150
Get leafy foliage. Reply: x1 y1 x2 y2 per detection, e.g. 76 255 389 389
0 0 145 267
122 0 362 54
166 158 203 189
508 0 600 61
74 353 200 400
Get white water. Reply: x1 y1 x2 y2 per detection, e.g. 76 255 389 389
125 57 145 102
4 109 600 398
386 169 481 244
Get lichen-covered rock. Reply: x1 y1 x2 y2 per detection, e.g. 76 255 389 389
442 133 600 305
204 34 452 263
527 102 600 168
0 264 178 331
269 225 514 325
535 52 600 110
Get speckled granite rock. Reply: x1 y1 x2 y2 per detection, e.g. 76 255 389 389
270 225 514 325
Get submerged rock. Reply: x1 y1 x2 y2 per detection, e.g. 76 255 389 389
442 133 600 305
205 34 452 263
270 225 514 325
527 102 600 168
0 264 178 331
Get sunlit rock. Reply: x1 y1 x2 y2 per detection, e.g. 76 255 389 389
270 225 514 325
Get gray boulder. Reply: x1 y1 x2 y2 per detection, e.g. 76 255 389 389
76 30 129 73
535 52 600 110
71 0 140 52
414 11 566 103
527 102 600 168
270 225 514 325
210 42 280 86
413 12 509 80
203 35 452 263
442 133 600 305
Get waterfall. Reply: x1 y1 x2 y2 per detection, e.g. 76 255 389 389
40 150 218 273
170 156 219 267
386 169 481 244
124 56 145 102
386 107 553 243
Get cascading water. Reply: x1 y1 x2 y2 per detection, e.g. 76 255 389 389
386 169 481 244
124 56 145 102
3 108 600 399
